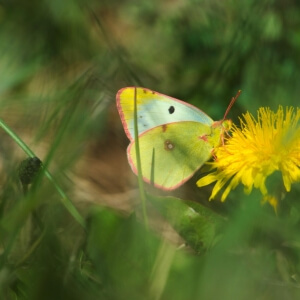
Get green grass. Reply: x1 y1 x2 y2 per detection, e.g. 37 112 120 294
0 0 300 299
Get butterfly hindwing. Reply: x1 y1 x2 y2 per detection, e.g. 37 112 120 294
117 87 214 141
127 121 214 190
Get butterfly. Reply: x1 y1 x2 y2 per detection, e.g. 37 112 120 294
116 87 239 190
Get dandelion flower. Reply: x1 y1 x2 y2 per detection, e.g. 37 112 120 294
197 106 300 210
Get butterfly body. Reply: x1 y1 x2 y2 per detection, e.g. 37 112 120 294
116 87 231 190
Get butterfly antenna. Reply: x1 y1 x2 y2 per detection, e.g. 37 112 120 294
223 90 242 120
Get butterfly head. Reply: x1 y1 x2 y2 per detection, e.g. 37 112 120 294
221 119 232 132
209 119 232 148
212 119 232 134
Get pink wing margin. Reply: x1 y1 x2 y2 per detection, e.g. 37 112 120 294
116 87 133 141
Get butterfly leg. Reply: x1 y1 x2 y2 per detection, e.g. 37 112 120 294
210 148 218 161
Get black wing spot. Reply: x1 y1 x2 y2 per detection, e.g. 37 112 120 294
168 106 175 114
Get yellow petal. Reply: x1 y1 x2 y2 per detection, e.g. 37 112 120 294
196 173 218 187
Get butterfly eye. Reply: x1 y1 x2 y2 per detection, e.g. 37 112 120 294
168 106 175 114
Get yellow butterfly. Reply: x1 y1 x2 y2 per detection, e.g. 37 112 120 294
116 87 239 190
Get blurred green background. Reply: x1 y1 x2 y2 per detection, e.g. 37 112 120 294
0 0 300 299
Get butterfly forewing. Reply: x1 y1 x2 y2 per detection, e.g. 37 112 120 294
117 87 214 141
